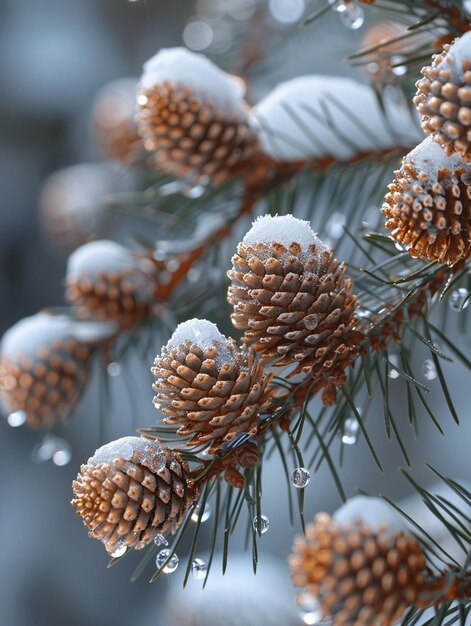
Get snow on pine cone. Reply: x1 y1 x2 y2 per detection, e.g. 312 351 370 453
290 496 431 626
382 136 471 264
136 47 259 186
72 436 197 554
414 32 471 161
0 313 114 427
152 319 272 453
92 78 142 163
227 215 361 406
66 240 158 330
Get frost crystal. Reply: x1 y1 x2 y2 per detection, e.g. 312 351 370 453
251 75 421 162
140 47 246 114
243 214 328 255
165 318 236 365
404 136 468 179
333 495 406 535
88 436 165 471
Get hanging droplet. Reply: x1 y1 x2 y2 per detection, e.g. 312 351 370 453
191 502 211 523
388 354 400 379
423 359 437 381
52 439 72 466
390 55 407 76
339 2 364 29
7 410 27 427
107 362 121 377
191 557 207 580
325 211 346 240
342 416 360 445
252 514 270 535
154 533 168 547
110 543 127 558
297 592 322 625
449 288 469 311
156 549 179 573
290 467 311 489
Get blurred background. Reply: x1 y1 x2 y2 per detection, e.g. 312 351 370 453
0 1 469 625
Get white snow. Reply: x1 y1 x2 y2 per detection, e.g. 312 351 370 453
88 436 165 469
0 313 117 359
67 240 139 277
440 32 471 76
404 136 467 179
242 214 328 254
165 318 236 364
140 47 247 115
333 496 407 535
251 75 421 162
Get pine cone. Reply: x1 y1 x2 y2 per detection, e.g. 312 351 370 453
0 314 110 427
136 47 259 186
290 497 430 626
152 319 272 453
72 436 197 554
66 240 158 330
414 32 471 161
227 215 361 406
382 136 471 265
92 78 142 164
39 164 113 252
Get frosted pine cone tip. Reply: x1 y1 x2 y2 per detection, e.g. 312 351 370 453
72 436 197 554
228 214 362 406
414 32 471 161
382 136 471 264
152 319 272 453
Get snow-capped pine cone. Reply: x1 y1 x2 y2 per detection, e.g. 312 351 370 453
290 498 431 626
382 136 471 265
227 215 361 406
414 32 471 161
136 47 259 186
92 78 142 163
0 313 109 428
66 240 158 331
152 319 272 453
72 436 197 554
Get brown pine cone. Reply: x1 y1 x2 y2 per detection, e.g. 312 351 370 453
66 240 158 331
136 47 259 186
227 215 361 406
414 33 471 161
92 78 142 164
72 436 197 554
0 313 110 427
290 497 431 626
382 136 471 265
152 319 272 453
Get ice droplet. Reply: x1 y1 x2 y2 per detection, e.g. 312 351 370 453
191 557 207 580
7 410 27 427
342 417 360 445
252 514 270 534
449 288 469 311
423 358 437 381
290 467 311 489
154 533 168 547
156 549 179 573
110 543 127 558
191 502 211 523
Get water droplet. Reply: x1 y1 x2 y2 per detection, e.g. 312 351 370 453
388 354 400 379
339 1 364 29
107 362 121 376
191 557 207 580
298 592 322 625
191 502 211 523
110 544 127 558
291 467 311 489
252 514 270 534
154 533 168 547
7 410 27 427
394 241 405 251
32 434 71 465
449 288 469 311
183 183 206 199
423 359 437 381
325 211 346 240
52 443 72 466
156 549 179 573
390 55 407 76
342 417 360 445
